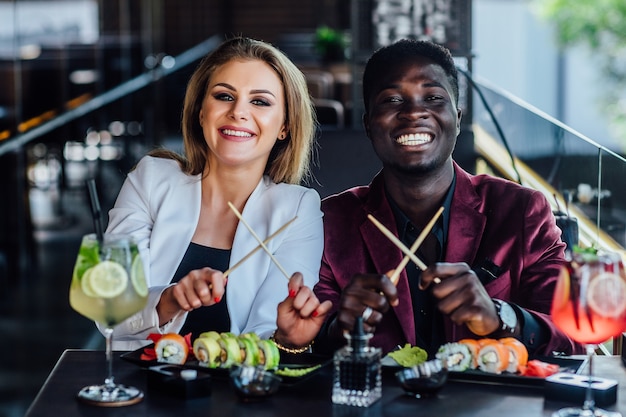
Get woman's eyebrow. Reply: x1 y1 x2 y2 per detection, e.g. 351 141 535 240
212 82 276 98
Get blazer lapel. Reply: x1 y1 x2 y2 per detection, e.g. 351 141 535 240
362 175 416 346
445 164 486 264
443 164 487 340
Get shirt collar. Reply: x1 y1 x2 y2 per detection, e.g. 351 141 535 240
388 173 456 248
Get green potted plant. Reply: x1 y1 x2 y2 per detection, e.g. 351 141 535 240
314 26 347 65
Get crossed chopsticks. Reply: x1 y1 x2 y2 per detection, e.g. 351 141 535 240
225 202 445 286
367 206 444 285
223 202 292 279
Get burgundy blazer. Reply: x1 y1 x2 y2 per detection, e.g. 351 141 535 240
315 163 581 356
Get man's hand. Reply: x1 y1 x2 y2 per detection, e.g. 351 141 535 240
336 273 399 334
420 262 500 336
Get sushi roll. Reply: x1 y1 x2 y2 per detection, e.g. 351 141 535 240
257 339 280 370
155 333 189 365
457 339 481 369
198 331 221 341
436 342 474 371
239 332 261 342
238 336 261 366
476 339 510 374
193 337 222 368
499 337 528 373
218 335 243 368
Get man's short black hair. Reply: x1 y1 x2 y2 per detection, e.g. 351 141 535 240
362 39 459 112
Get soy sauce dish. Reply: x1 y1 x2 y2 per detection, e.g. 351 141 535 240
229 364 282 402
395 359 448 398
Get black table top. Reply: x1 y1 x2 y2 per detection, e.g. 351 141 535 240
25 349 626 417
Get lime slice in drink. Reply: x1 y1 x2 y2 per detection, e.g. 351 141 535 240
80 267 98 297
130 255 148 297
587 272 626 317
84 260 129 298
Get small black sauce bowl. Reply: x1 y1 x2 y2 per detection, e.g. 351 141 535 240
229 364 282 402
395 359 448 398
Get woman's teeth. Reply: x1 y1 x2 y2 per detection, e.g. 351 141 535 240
222 129 252 137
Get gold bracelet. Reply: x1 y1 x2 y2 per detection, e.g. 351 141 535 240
270 331 313 354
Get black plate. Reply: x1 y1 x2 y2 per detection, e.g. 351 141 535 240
120 345 331 386
382 355 587 388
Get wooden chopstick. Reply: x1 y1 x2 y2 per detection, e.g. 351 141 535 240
367 214 428 272
227 202 291 280
223 216 297 278
387 206 444 285
368 206 444 285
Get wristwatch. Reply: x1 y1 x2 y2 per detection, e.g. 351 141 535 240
492 299 518 335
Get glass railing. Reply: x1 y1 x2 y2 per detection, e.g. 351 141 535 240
470 75 626 258
0 35 223 238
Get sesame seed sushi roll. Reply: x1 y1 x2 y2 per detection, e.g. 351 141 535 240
155 333 189 365
436 342 474 371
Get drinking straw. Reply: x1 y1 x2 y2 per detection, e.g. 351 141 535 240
86 178 104 245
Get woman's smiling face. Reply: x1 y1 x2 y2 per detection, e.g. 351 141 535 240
199 59 287 171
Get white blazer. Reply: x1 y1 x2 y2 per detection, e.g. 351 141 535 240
101 156 323 350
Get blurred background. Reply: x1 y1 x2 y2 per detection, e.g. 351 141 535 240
1 1 625 416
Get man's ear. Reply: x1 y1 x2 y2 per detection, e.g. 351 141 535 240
456 108 463 136
363 113 371 140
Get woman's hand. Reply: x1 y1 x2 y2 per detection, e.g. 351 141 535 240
157 267 227 326
274 272 332 348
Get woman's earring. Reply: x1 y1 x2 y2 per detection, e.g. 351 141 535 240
278 133 286 140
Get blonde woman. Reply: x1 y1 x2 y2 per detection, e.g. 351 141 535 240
104 37 331 351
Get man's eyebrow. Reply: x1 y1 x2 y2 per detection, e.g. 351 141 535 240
423 80 447 90
377 80 447 91
212 82 276 98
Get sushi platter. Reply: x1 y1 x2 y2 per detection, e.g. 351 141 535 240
382 354 587 388
121 344 331 386
382 337 588 388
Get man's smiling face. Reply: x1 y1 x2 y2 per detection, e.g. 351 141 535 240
364 56 462 176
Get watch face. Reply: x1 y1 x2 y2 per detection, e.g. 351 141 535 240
499 301 517 329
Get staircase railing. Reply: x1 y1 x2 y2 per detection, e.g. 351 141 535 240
0 35 223 157
470 75 626 258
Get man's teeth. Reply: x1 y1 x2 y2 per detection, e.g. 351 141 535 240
396 133 431 145
222 129 252 137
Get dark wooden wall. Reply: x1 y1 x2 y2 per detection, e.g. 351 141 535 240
99 0 348 57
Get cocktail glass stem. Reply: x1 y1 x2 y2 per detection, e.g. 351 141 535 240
582 344 595 414
104 327 115 389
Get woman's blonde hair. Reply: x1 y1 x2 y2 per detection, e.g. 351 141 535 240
151 36 317 185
